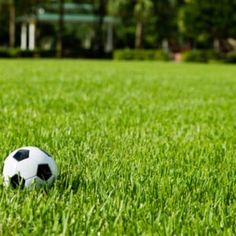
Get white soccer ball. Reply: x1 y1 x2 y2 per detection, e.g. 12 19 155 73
3 146 58 188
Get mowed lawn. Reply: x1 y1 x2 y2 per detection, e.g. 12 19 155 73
0 60 236 235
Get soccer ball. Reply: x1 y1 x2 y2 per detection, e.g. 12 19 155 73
3 146 58 188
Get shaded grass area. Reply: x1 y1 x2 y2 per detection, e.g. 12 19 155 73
0 60 236 234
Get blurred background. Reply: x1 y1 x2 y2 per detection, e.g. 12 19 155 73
0 0 235 62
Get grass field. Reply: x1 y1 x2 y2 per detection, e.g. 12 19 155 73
0 60 236 235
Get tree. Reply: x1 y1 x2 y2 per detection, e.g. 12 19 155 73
57 0 64 57
0 0 16 47
134 0 153 48
94 0 107 55
152 0 185 50
8 0 15 47
107 0 133 48
179 0 236 50
108 0 153 49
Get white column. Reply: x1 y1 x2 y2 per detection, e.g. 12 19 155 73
162 39 169 52
21 23 27 50
29 22 36 50
105 24 113 52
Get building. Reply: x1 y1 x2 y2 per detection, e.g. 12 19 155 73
17 3 118 53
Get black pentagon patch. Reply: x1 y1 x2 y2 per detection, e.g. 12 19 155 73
37 164 52 181
10 175 25 189
13 149 29 161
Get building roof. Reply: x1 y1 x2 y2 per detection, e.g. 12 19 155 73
17 3 119 24
17 13 117 24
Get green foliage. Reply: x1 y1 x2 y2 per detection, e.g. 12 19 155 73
225 51 236 63
0 48 57 58
0 60 236 234
206 50 222 62
114 49 150 60
182 50 223 63
0 0 235 52
182 50 208 63
154 50 170 61
37 49 57 58
154 0 183 43
19 49 35 58
113 49 169 61
134 0 153 22
179 0 236 46
0 47 19 57
0 48 112 58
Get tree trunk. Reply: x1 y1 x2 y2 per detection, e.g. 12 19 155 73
9 4 15 48
57 0 64 58
135 20 143 49
95 0 106 56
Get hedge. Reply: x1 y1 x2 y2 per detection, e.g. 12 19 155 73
0 48 57 58
225 51 236 63
113 49 170 61
182 50 224 63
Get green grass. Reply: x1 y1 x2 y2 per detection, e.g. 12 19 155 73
0 60 236 235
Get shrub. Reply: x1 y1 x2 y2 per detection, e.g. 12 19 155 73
113 49 170 61
182 50 208 63
182 50 224 63
225 51 236 63
38 49 56 58
0 48 12 58
0 48 20 58
206 50 222 61
114 49 136 60
154 50 170 61
0 48 39 58
19 50 35 58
